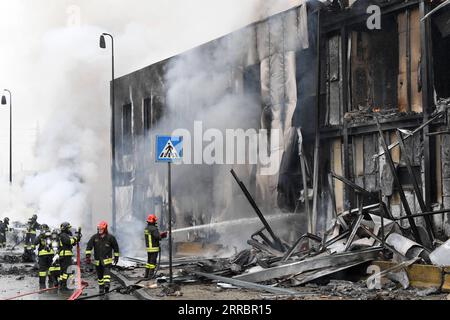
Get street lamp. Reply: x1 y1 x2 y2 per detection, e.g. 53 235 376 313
99 33 117 233
1 89 12 184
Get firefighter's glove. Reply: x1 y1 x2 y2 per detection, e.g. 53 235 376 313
160 231 168 239
114 256 119 265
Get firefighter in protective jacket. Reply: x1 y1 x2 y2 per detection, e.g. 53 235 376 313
34 224 54 290
59 222 81 291
85 221 120 294
48 228 61 289
144 214 167 279
0 217 10 248
25 215 40 254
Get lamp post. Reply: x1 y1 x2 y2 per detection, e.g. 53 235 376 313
1 89 12 184
100 33 117 233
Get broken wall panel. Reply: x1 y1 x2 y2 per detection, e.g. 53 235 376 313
332 139 344 213
397 10 408 112
256 4 311 210
326 34 342 126
398 8 422 113
436 135 443 204
410 8 422 113
363 134 378 192
389 132 400 163
353 136 364 184
442 134 450 235
350 31 370 111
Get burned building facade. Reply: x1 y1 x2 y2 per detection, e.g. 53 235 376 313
111 0 450 248
318 0 450 243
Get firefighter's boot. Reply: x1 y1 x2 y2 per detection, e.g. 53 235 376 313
99 285 105 294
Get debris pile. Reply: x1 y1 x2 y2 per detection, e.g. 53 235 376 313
160 151 450 297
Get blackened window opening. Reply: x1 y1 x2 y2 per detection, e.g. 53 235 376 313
432 9 450 99
143 98 152 132
152 96 164 126
122 103 132 155
350 15 398 112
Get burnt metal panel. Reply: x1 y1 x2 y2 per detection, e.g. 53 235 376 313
326 34 342 126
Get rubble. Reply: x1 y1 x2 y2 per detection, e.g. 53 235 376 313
168 165 450 299
429 239 450 266
0 254 22 264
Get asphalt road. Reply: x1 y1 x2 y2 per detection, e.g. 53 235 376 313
0 247 138 300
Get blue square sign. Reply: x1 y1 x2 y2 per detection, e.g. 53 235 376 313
156 136 183 163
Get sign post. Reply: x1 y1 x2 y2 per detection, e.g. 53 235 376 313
155 135 183 284
167 161 172 283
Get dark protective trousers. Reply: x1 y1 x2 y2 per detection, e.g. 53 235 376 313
0 232 6 247
95 264 111 290
25 233 36 250
59 256 72 288
48 264 60 288
146 252 158 276
38 255 53 287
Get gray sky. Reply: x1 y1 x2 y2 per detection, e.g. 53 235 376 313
0 0 300 176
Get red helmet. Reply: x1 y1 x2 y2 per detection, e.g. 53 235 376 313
97 221 108 234
147 214 157 223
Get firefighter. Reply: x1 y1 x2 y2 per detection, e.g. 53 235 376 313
144 214 167 279
0 217 10 248
59 222 81 292
24 214 40 256
0 218 7 248
48 228 61 289
34 224 54 290
85 221 120 294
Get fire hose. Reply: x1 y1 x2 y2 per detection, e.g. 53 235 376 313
2 234 89 301
75 283 143 300
68 241 88 300
0 286 59 300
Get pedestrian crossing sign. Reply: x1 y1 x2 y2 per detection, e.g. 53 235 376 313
156 136 183 163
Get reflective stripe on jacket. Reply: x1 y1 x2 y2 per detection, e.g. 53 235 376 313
59 232 78 257
86 233 120 266
34 234 54 256
144 224 161 253
27 221 40 234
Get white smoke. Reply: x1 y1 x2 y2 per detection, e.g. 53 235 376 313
0 0 304 254
0 25 111 230
125 1 309 256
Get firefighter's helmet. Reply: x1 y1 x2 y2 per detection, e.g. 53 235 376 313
32 214 38 221
147 214 158 224
41 224 50 232
60 222 71 232
3 217 9 223
97 221 108 234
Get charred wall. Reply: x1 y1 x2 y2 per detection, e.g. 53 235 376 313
110 0 450 244
318 0 450 238
111 2 321 234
